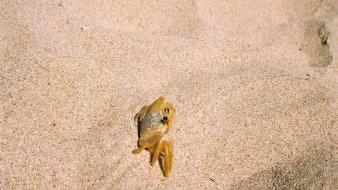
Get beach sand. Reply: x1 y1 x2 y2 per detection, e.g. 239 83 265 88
1 0 337 189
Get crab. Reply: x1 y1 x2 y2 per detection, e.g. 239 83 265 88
132 96 176 177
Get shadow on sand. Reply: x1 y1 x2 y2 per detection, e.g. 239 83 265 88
231 144 337 190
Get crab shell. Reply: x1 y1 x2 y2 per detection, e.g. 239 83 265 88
140 111 168 135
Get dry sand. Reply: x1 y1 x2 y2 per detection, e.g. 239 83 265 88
1 0 338 189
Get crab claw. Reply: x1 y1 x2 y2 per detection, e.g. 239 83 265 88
159 140 173 177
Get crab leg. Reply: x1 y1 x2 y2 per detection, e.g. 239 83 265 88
149 140 162 166
132 147 144 154
132 132 163 155
147 96 165 112
134 105 148 127
159 140 173 177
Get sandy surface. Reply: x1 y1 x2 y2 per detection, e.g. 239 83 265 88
1 0 338 189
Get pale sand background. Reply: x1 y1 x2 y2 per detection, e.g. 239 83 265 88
1 0 338 189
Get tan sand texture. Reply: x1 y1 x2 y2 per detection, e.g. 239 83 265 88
1 0 338 189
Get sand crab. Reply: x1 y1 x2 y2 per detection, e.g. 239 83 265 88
132 96 176 177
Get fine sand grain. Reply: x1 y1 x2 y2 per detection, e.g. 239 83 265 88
1 0 338 189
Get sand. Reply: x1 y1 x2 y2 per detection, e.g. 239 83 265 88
1 0 337 189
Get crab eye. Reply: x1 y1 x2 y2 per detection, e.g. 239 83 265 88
162 116 168 124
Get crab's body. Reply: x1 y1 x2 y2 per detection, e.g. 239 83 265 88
140 111 167 135
132 96 175 177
